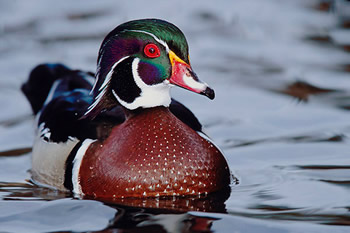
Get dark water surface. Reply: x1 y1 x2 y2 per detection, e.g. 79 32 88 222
1 0 350 232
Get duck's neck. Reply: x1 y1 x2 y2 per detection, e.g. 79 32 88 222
122 106 170 119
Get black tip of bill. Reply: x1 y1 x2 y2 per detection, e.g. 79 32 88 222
203 87 215 100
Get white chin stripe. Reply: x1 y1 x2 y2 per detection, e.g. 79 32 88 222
112 58 171 110
72 139 96 196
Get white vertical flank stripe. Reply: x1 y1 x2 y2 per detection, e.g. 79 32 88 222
72 138 96 195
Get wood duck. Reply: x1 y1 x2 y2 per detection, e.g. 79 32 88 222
22 19 231 198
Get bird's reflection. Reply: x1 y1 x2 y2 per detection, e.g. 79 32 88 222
104 208 219 233
99 187 230 212
95 189 230 232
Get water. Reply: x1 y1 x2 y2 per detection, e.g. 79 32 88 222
1 0 350 232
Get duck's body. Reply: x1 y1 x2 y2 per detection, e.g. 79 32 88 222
23 19 231 198
76 107 229 197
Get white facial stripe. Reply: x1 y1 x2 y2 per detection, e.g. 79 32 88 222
112 58 171 110
126 29 169 52
99 56 130 91
183 74 208 92
72 138 96 196
85 56 130 116
90 55 103 95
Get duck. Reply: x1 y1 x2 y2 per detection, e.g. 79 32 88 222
22 19 231 198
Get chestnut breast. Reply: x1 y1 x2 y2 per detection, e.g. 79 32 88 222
79 107 230 198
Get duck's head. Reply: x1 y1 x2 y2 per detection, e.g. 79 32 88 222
85 19 214 117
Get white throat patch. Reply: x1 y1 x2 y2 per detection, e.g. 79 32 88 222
112 58 171 110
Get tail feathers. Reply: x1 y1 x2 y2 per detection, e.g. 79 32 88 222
22 63 95 114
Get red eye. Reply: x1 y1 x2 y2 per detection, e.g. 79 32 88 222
144 44 160 58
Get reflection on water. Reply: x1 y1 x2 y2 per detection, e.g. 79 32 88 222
95 187 231 213
1 0 350 232
0 180 231 212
